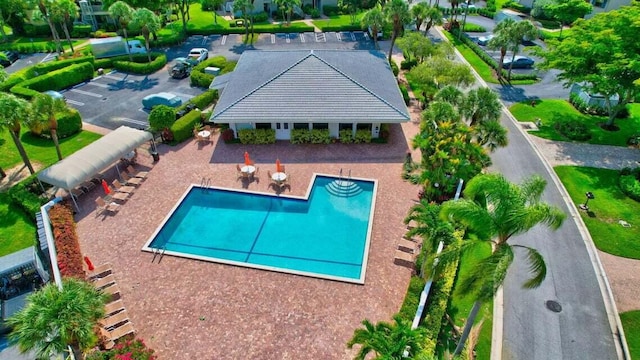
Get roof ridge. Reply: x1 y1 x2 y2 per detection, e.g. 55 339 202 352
213 51 317 117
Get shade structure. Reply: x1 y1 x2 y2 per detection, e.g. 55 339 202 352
244 152 251 166
276 158 281 173
38 126 153 191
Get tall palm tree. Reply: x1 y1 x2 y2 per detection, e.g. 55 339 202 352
487 19 515 77
31 93 67 161
109 1 134 61
461 87 502 127
384 0 410 64
50 0 79 54
361 7 385 50
36 0 63 55
439 173 566 355
504 20 539 81
8 278 109 360
131 8 160 63
473 119 508 151
422 5 443 35
347 314 424 360
411 2 429 33
0 92 35 174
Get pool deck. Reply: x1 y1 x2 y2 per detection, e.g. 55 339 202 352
74 121 422 359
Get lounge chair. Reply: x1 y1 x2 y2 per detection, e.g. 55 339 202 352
105 190 130 203
126 165 148 179
100 322 136 349
100 282 121 301
87 263 113 281
93 274 116 290
104 299 125 316
95 198 120 216
397 239 419 253
99 309 129 330
394 250 416 269
120 172 143 186
111 179 135 193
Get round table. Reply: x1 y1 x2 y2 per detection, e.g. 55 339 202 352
271 172 287 182
198 130 211 138
241 165 256 174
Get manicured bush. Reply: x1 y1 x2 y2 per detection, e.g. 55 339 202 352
0 41 57 54
399 84 411 106
309 8 321 18
33 56 95 75
354 129 372 143
94 58 113 69
477 8 496 19
171 109 202 143
149 105 176 132
6 175 48 221
619 167 640 202
397 276 426 321
23 23 52 37
568 93 629 118
48 204 85 279
181 90 218 111
48 108 83 138
319 25 363 32
554 119 591 141
11 62 94 99
253 12 269 23
310 129 331 144
339 129 353 143
401 59 418 70
390 60 399 77
71 24 93 38
150 31 186 47
323 5 341 16
112 53 167 75
237 128 276 144
463 23 486 32
291 128 311 144
190 56 237 88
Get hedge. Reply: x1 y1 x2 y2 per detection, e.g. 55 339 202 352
290 128 331 144
398 276 426 321
184 90 218 110
112 53 167 75
11 62 94 99
71 24 93 38
32 56 95 76
399 85 411 105
317 24 363 32
44 108 83 139
238 128 276 144
186 25 314 36
620 168 640 202
190 56 237 88
6 175 48 221
48 204 85 280
170 109 202 143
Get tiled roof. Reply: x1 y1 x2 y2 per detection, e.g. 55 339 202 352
210 50 410 123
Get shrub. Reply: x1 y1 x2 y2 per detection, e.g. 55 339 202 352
150 31 186 47
190 56 237 88
148 105 176 131
86 337 157 360
48 204 85 279
323 5 341 16
339 129 353 143
619 167 640 202
33 56 95 75
181 90 218 111
237 128 276 144
6 175 48 221
354 129 372 143
400 59 418 70
71 24 93 38
253 12 269 23
477 8 496 18
291 128 311 144
24 24 52 37
389 60 399 77
94 58 113 69
568 93 629 118
112 53 167 75
399 85 410 105
463 23 486 32
554 119 591 141
310 129 331 144
171 109 202 143
397 276 426 321
42 108 82 138
11 62 94 99
221 128 235 143
309 8 321 18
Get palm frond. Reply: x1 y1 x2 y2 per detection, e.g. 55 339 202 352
440 199 496 240
519 175 547 204
513 245 548 288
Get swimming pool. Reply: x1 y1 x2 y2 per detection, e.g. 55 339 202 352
142 174 377 284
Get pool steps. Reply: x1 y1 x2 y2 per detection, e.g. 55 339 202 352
326 169 362 197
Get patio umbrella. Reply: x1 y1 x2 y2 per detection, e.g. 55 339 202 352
101 179 111 195
244 151 251 166
276 158 282 173
84 256 95 271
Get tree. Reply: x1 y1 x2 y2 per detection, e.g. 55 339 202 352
175 0 191 33
536 5 640 129
396 32 437 63
544 0 592 39
274 0 301 26
31 93 67 161
201 0 224 24
233 0 252 40
407 56 475 91
0 92 35 174
504 20 538 81
0 0 28 42
347 314 424 360
8 278 109 360
131 8 160 63
342 0 361 25
439 173 565 355
108 1 134 61
411 2 429 33
486 30 511 78
460 87 501 127
361 7 385 50
50 0 79 54
384 0 410 63
34 0 63 55
422 5 443 34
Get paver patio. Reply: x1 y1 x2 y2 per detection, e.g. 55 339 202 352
74 122 421 359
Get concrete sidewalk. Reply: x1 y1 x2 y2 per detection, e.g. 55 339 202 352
529 136 639 170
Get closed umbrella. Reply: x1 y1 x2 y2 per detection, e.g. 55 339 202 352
244 152 251 166
84 256 95 271
101 179 111 195
276 158 282 173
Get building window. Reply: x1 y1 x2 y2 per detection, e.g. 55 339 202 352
293 123 309 130
357 123 372 131
255 123 271 129
339 123 352 131
313 123 328 130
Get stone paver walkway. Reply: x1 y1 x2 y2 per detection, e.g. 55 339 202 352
530 136 639 170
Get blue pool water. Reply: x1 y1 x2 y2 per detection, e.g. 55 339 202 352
144 175 376 283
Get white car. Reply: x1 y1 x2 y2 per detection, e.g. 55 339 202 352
188 48 209 63
460 1 476 9
477 34 494 46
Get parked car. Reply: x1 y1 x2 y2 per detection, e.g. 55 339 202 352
502 56 535 69
0 51 19 67
188 48 209 63
43 90 66 102
142 92 183 109
477 34 494 46
460 1 476 9
169 57 198 79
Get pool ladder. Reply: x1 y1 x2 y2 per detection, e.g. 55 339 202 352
151 245 166 263
201 177 211 191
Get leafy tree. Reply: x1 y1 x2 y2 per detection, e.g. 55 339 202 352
0 92 35 174
274 0 301 25
396 32 437 63
439 173 565 355
8 278 109 360
31 93 68 161
201 0 225 24
407 55 474 91
422 5 443 34
149 105 176 132
536 5 640 129
361 7 385 50
384 0 410 63
341 0 361 25
544 0 592 39
411 2 429 34
108 1 134 61
347 314 425 360
50 0 79 53
131 7 160 63
0 0 28 42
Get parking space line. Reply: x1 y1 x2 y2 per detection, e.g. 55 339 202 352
286 34 291 44
66 99 84 106
221 35 227 45
364 32 369 41
316 33 326 42
336 32 341 41
202 36 208 46
351 32 356 41
118 117 147 126
87 81 110 88
170 92 195 100
271 34 275 44
300 33 305 43
69 88 103 98
104 74 125 81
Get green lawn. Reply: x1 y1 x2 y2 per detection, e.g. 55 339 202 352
540 28 573 40
0 129 102 170
621 310 640 359
186 3 231 32
510 99 640 146
554 166 640 259
312 14 363 29
0 193 36 257
439 242 493 357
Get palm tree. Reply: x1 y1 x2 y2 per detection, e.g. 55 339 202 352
8 278 109 360
473 119 508 151
461 87 502 127
347 314 424 360
439 173 565 355
108 1 134 61
50 0 79 54
131 8 160 63
361 7 385 50
434 85 464 107
0 92 35 174
411 2 429 33
384 0 410 64
422 5 443 35
487 19 514 77
233 0 252 40
31 93 67 161
504 20 539 81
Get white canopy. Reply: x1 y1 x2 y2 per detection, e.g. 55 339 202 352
38 126 153 190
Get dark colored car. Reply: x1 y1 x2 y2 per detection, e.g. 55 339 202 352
0 51 19 67
169 57 198 79
502 56 535 69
